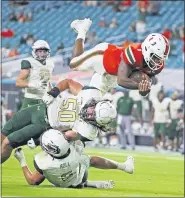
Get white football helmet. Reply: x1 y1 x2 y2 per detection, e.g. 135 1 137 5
80 99 117 130
141 33 170 71
40 129 70 158
95 100 117 126
32 40 50 61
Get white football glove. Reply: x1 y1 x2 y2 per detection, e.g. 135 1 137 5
27 138 37 149
42 92 55 105
14 148 25 161
28 80 47 89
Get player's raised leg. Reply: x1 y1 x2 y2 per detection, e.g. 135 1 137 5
70 18 92 58
90 156 135 174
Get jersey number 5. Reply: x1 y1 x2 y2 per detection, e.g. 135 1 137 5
61 170 73 182
58 98 77 122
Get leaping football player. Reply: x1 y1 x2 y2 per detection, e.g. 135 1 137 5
69 18 170 96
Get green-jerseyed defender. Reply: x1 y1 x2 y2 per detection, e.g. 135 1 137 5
16 40 54 109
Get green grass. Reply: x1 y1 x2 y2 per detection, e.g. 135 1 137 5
2 146 184 197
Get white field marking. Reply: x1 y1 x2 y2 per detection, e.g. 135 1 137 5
85 147 182 156
86 151 184 161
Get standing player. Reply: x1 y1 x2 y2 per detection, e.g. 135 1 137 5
14 129 134 188
69 18 170 96
150 90 171 150
1 79 116 164
16 40 54 109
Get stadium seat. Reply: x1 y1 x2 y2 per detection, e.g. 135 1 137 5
2 1 184 68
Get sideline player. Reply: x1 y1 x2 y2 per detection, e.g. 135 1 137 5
69 18 170 96
1 79 116 164
16 40 54 109
14 129 134 188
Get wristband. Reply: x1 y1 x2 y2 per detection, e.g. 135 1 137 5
47 87 60 98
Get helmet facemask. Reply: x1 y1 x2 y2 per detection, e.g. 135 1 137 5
147 53 164 71
41 141 60 156
40 129 70 158
80 99 116 132
32 40 51 61
32 48 50 61
80 98 98 124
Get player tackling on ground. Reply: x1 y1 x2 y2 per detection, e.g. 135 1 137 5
69 18 170 96
14 129 134 189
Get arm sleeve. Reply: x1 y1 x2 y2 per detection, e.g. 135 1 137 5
21 60 31 69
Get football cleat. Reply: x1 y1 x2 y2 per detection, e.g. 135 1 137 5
70 18 92 33
123 156 135 174
96 180 115 189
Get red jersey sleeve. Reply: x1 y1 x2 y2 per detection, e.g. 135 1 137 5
122 43 143 70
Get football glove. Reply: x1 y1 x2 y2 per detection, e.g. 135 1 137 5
27 138 37 149
42 92 55 105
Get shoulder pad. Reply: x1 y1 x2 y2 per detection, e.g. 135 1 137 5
21 60 31 69
34 152 50 170
122 44 143 67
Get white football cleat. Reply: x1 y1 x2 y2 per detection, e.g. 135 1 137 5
123 156 135 174
70 18 92 33
96 180 115 189
14 148 25 161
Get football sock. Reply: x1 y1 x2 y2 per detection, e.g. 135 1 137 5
117 162 126 171
76 30 86 41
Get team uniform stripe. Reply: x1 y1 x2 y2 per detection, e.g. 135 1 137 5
125 48 132 64
129 45 136 63
125 46 135 64
70 50 104 69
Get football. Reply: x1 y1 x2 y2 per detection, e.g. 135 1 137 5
129 71 150 83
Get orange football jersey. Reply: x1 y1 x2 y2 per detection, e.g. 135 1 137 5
103 43 164 76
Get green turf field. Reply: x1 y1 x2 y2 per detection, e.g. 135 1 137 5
2 146 184 197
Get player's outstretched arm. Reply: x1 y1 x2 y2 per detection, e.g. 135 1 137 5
43 79 83 105
14 148 45 185
48 79 83 97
